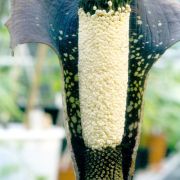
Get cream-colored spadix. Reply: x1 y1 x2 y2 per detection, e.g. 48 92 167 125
78 9 130 149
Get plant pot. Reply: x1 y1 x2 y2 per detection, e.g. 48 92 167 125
148 132 167 167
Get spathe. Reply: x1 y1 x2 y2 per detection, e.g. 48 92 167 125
6 0 180 55
6 0 78 56
6 0 180 179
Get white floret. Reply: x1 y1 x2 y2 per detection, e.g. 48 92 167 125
108 1 113 7
78 8 130 149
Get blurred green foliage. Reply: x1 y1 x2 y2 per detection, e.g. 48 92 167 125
0 164 19 178
39 48 62 106
0 3 62 123
143 43 180 148
0 67 23 122
0 1 10 54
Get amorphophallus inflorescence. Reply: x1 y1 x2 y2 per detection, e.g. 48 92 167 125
6 0 180 179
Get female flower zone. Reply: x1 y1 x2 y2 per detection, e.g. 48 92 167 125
6 0 180 179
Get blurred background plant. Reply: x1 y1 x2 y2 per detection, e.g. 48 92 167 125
0 67 23 124
143 45 180 149
0 0 62 126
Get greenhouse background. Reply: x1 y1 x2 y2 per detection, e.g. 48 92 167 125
1 1 180 180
